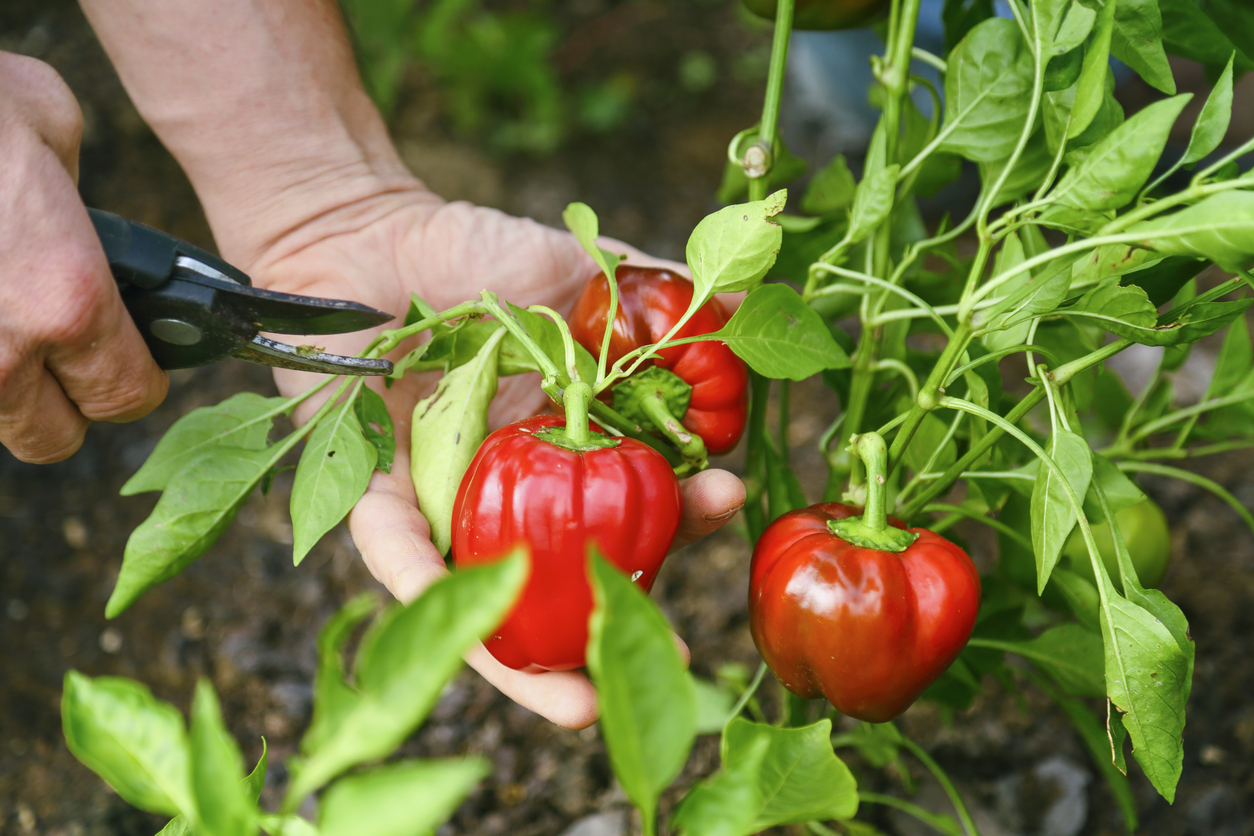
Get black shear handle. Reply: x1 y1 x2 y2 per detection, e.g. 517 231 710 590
88 208 251 289
90 209 255 369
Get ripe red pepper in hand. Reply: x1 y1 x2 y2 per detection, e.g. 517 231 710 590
749 435 981 722
569 265 749 456
451 407 682 672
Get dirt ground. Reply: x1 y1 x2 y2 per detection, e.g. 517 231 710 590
2 2 1253 835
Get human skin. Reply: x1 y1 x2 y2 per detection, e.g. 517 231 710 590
0 0 746 729
0 53 168 464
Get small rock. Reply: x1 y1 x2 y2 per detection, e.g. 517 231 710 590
99 628 123 654
559 811 627 836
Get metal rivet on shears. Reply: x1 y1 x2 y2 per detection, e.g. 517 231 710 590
150 318 203 346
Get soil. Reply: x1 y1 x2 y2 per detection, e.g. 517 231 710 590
2 3 1253 836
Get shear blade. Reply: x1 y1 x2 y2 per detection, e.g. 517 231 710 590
234 335 394 376
178 269 395 335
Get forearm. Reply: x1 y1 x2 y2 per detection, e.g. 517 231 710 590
78 0 421 263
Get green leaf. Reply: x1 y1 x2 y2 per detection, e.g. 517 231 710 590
686 192 786 299
291 400 378 565
729 719 858 829
354 386 395 474
409 329 504 555
1120 256 1208 308
259 814 319 836
1068 0 1116 139
1033 0 1076 52
939 17 1036 163
122 393 285 495
319 758 489 836
587 551 697 826
1057 2 1099 52
801 155 857 216
1109 0 1177 94
1181 53 1235 168
563 202 622 288
713 284 850 380
190 680 256 836
507 303 598 384
1101 594 1189 801
903 411 957 476
672 720 857 836
245 740 268 803
61 671 193 817
979 232 1031 351
1002 624 1106 697
1205 313 1252 403
110 447 281 617
942 0 995 54
1130 191 1254 269
671 737 768 836
1160 0 1252 72
1049 94 1191 212
1031 429 1093 593
847 164 901 245
286 553 526 807
303 594 379 756
981 131 1055 208
156 817 192 836
1067 277 1159 343
693 678 737 735
1083 453 1146 524
978 252 1077 339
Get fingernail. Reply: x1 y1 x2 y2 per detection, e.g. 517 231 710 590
703 506 743 523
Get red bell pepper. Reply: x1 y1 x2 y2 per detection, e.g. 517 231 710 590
569 265 749 456
451 411 682 671
748 435 981 722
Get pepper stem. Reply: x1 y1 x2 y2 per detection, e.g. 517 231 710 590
855 432 890 532
828 432 919 553
563 381 593 446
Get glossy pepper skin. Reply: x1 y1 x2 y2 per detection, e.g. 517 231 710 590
749 502 981 722
742 0 890 30
569 265 749 455
451 414 682 672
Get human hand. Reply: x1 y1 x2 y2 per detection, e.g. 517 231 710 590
0 53 167 463
233 187 746 729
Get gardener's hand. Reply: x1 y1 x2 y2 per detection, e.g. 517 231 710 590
0 53 167 464
81 0 744 730
246 193 746 730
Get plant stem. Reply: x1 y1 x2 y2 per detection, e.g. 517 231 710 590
748 0 794 202
725 661 770 725
368 300 485 358
478 292 563 399
898 737 979 836
853 433 891 532
744 372 772 540
528 304 582 384
563 381 593 446
635 389 708 468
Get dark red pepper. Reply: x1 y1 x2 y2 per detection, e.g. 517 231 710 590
451 412 682 672
569 265 749 456
748 435 981 722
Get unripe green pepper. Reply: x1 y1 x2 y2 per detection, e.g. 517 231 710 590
1062 499 1172 589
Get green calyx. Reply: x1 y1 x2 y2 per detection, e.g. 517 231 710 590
543 380 621 452
533 425 621 452
613 366 692 430
829 431 917 552
612 366 708 471
827 517 919 553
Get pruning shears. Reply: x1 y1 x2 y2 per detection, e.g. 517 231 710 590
90 209 394 376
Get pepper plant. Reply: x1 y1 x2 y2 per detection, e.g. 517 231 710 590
66 0 1254 833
